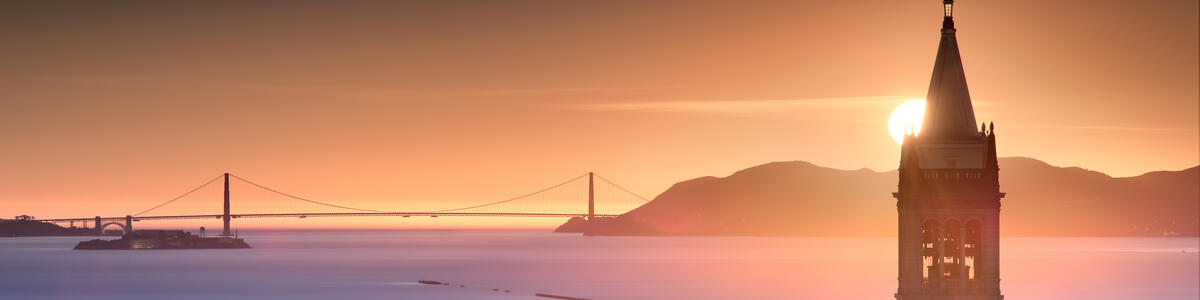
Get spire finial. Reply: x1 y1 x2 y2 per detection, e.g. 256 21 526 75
989 122 994 133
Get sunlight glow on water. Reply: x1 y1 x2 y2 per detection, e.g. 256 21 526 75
0 231 1195 299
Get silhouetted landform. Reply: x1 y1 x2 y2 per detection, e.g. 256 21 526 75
74 230 250 250
0 219 100 237
573 157 1198 237
554 217 589 233
554 216 617 233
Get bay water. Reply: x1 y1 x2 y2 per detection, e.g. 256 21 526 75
0 230 1195 299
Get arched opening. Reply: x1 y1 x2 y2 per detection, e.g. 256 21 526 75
965 220 982 281
943 220 964 282
921 219 940 286
99 222 128 235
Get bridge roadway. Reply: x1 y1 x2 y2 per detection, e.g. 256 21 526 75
40 212 620 223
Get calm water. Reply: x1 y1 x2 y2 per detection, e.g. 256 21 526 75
0 230 1195 299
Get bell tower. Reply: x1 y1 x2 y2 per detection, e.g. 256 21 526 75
894 1 1004 299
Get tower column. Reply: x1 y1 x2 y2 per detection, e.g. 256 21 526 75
587 172 594 221
960 226 968 290
125 215 133 233
95 216 102 234
222 173 231 237
937 226 945 290
983 212 1002 293
896 210 924 294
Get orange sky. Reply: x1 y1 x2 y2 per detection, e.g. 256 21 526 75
1 1 1196 229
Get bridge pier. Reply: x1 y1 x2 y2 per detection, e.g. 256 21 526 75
125 215 133 233
95 216 102 234
222 173 231 237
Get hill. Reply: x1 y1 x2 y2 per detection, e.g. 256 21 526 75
0 219 100 237
569 157 1198 237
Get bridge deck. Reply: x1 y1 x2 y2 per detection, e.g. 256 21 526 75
40 212 620 223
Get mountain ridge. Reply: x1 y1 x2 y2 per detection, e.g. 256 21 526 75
569 157 1198 237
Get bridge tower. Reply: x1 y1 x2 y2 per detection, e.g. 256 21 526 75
95 216 102 234
222 172 232 237
588 172 595 221
894 1 1003 299
125 215 133 233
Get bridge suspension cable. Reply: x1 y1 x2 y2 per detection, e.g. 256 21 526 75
99 170 652 222
230 172 594 214
36 171 652 223
593 173 653 203
419 173 590 213
132 174 224 216
229 174 397 213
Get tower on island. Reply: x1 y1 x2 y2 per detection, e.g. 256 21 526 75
894 1 1003 299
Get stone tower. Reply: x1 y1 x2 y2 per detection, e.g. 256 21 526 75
894 1 1004 299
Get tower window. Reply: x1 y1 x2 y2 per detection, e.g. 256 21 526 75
921 220 940 284
965 220 982 280
943 220 963 281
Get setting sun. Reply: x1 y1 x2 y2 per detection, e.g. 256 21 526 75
888 100 926 144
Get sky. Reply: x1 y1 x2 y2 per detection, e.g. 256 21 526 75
1 1 1196 229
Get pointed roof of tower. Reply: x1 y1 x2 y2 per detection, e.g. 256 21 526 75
920 0 979 139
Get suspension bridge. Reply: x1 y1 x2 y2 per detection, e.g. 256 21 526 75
32 172 650 236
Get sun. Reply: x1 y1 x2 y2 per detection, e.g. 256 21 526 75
888 100 926 144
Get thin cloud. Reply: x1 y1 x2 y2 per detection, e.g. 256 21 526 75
1006 124 1197 133
268 84 677 100
438 85 676 97
568 96 911 113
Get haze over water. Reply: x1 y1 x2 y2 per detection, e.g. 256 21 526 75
1 230 1195 300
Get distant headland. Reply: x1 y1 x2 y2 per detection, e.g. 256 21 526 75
0 219 102 237
559 157 1198 237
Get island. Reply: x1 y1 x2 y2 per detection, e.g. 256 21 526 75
74 230 251 250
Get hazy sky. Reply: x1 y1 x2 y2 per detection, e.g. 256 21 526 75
2 1 1196 228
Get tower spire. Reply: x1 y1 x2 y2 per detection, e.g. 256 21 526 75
920 0 979 138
